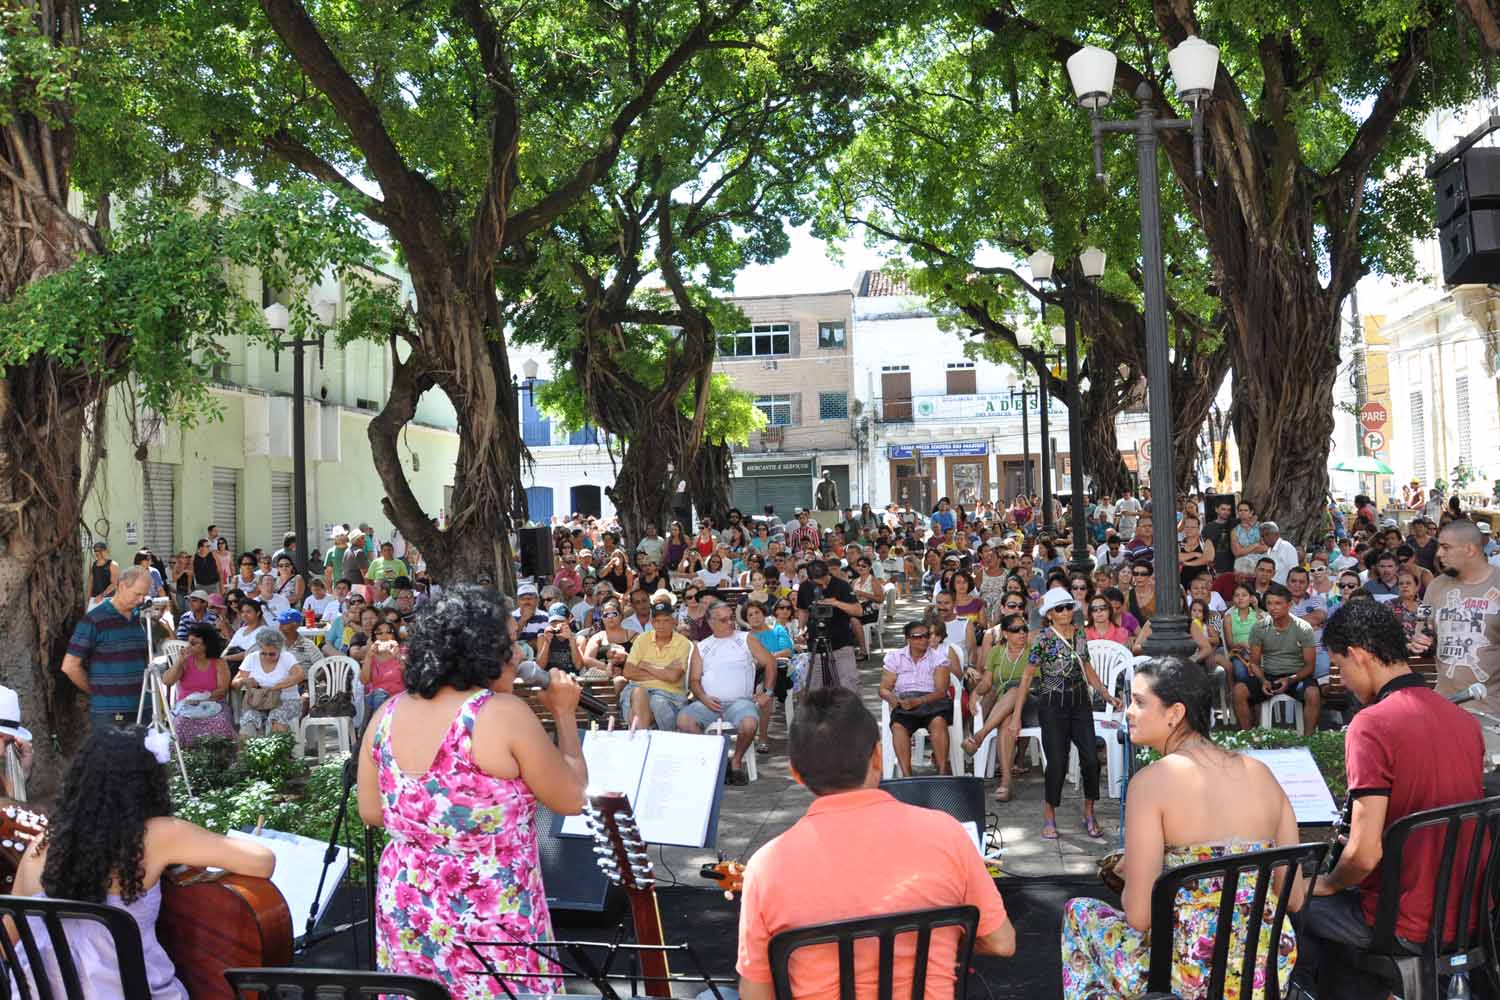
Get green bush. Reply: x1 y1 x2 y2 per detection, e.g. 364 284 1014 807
1137 728 1348 799
171 737 386 876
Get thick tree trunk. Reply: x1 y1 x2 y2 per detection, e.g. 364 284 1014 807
1222 251 1343 549
367 295 524 591
0 361 98 797
610 423 676 552
686 439 733 527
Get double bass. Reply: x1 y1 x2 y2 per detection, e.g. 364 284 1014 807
0 803 292 999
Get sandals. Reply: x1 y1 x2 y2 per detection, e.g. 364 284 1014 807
755 741 771 755
1042 818 1059 840
1083 816 1105 839
994 783 1013 802
961 735 980 756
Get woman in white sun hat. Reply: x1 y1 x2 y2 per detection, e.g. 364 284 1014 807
0 684 34 800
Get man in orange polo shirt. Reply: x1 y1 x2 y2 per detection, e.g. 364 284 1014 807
735 688 1014 999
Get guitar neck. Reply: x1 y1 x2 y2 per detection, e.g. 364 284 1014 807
625 883 672 998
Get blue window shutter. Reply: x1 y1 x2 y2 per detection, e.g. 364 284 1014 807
522 382 551 446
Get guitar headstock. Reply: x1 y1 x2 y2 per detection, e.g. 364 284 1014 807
699 860 744 899
586 792 654 893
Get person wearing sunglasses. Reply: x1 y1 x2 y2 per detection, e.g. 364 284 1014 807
880 615 958 777
1007 588 1121 839
581 600 634 683
962 612 1033 801
1084 599 1129 646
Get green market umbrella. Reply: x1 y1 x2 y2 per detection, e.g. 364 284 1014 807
1332 456 1394 474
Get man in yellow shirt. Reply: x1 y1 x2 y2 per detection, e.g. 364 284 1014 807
622 599 698 730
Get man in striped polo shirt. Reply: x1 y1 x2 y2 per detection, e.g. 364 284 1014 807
61 564 157 729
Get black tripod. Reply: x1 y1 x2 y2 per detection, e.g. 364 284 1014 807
299 753 379 968
807 618 837 689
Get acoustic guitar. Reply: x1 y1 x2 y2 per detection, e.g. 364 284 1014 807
0 803 292 998
588 791 672 998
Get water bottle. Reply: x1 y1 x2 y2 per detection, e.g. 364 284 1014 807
1448 970 1471 999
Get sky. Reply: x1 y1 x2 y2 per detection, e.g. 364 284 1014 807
730 223 893 297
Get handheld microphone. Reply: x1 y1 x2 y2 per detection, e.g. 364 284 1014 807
517 660 611 717
1448 682 1489 706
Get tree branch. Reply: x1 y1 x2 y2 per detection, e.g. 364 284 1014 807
505 0 753 242
262 128 391 225
458 0 522 284
259 0 436 224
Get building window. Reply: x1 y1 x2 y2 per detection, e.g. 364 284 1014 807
1410 391 1427 483
719 323 791 358
818 391 849 420
946 361 976 395
1457 375 1473 465
818 321 846 349
756 394 794 426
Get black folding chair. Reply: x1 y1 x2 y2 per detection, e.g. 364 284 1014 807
1354 795 1500 1000
878 776 986 831
0 894 151 1000
1138 842 1327 1000
767 904 980 1000
224 967 452 998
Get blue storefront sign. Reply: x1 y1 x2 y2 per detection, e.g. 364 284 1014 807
887 440 990 459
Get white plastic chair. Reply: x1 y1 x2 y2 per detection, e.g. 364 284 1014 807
881 674 963 778
159 639 187 662
297 656 358 759
706 719 757 782
862 599 887 655
1259 692 1305 732
1088 641 1134 798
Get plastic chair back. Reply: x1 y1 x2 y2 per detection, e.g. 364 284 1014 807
225 967 452 998
878 776 986 832
1144 841 1327 1000
0 894 152 1000
308 655 358 700
159 639 187 662
768 905 980 1000
1363 794 1500 998
1086 639 1133 698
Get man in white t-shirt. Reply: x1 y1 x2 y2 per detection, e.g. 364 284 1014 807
1261 522 1300 584
677 600 776 784
1425 518 1500 755
301 576 339 620
1115 490 1141 537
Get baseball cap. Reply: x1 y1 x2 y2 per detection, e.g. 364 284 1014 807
277 610 303 625
206 592 226 608
650 601 675 617
188 589 210 603
1482 524 1493 535
329 526 347 539
547 602 570 622
1038 587 1076 617
516 582 539 597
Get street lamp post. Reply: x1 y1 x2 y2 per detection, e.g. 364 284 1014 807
1066 34 1219 659
1008 382 1035 501
1026 249 1105 575
512 358 541 523
264 299 333 578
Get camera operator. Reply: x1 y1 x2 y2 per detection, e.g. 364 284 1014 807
795 559 863 690
61 566 171 729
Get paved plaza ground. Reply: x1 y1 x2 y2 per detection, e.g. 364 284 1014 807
657 595 1123 883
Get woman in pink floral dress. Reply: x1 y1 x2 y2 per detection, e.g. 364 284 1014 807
357 585 588 997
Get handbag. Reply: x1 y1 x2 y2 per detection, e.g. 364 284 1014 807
242 685 282 711
1097 850 1125 895
310 691 355 718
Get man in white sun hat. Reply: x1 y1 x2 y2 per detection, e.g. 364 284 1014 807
0 685 33 799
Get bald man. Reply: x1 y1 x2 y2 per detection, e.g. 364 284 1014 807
1424 518 1500 754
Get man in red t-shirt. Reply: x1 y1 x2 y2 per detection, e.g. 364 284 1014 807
1294 598 1485 999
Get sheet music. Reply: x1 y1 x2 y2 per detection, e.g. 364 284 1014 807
559 729 654 837
634 731 725 847
227 827 347 935
1243 747 1341 825
961 821 982 856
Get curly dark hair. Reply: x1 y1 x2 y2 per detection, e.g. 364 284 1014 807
1323 596 1409 665
41 725 172 904
187 621 226 660
403 583 511 697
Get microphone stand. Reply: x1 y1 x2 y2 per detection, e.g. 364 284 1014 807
299 752 379 968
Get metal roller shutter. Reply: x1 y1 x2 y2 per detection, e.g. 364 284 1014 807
141 462 176 557
731 476 811 523
212 468 239 554
270 471 293 549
